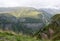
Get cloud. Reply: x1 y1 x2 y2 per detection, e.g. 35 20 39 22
0 0 60 9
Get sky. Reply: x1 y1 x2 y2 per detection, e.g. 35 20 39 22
0 0 60 9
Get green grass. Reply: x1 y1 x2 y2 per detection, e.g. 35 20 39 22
0 31 40 41
0 31 60 41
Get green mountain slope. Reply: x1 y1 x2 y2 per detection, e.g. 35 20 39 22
34 14 60 40
10 8 41 19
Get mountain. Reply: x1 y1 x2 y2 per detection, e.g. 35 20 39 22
39 8 60 25
0 7 52 34
44 14 60 40
0 14 17 23
39 9 52 25
0 7 20 12
44 14 60 31
0 7 52 24
33 14 60 40
39 8 60 15
0 7 60 41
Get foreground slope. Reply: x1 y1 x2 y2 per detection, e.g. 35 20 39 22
0 31 40 41
34 14 60 40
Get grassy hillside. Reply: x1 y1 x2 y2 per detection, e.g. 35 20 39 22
0 31 40 41
0 31 60 41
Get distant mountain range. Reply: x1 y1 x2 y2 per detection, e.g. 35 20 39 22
39 8 60 15
0 7 60 14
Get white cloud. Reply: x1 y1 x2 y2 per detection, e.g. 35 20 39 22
0 0 60 9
